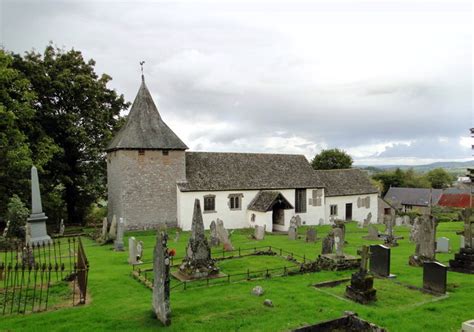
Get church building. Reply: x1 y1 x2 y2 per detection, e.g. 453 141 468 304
106 78 378 231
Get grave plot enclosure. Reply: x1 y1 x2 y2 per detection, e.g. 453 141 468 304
0 237 89 315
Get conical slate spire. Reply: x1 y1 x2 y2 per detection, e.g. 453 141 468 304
106 79 188 151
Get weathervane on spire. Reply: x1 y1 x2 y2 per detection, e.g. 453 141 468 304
140 60 145 81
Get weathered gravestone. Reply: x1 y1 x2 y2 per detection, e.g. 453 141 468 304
128 237 143 265
334 228 344 257
2 220 9 237
254 225 265 241
27 166 52 245
59 219 65 236
363 212 372 228
409 214 437 266
178 199 219 279
460 235 465 249
294 215 302 227
216 218 234 251
395 216 403 226
423 261 447 294
334 220 346 244
345 245 377 304
101 217 108 240
383 214 398 247
288 225 298 240
153 229 171 326
306 228 317 243
403 215 411 226
363 225 379 240
410 218 420 243
321 232 334 254
209 220 220 246
436 237 450 253
108 215 117 241
449 208 474 273
114 217 125 251
369 244 391 277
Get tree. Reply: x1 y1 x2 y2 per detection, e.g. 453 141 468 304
311 149 353 170
426 168 454 189
12 45 129 225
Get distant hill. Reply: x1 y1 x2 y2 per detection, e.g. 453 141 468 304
358 160 474 175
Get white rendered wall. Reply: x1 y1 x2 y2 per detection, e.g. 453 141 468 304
177 188 325 231
324 194 378 224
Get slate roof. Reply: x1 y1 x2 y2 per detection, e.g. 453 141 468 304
247 191 294 212
178 152 323 192
314 169 378 197
384 187 443 207
106 78 188 151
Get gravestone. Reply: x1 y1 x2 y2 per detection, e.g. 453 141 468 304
174 231 180 243
436 237 450 253
288 225 298 240
409 214 437 266
383 214 398 247
318 218 324 225
345 245 377 304
321 233 334 254
363 225 379 240
128 237 142 265
333 228 344 257
410 218 420 243
423 261 447 294
369 245 391 277
2 220 9 237
290 216 297 227
153 229 171 326
334 220 346 243
363 212 372 228
25 222 31 245
295 215 302 227
449 208 474 273
108 215 117 241
26 166 52 245
460 235 465 249
306 228 317 243
178 199 219 279
137 240 143 261
403 215 411 226
209 220 219 246
216 218 233 250
59 219 65 236
254 225 265 241
395 217 403 226
114 217 125 251
101 217 108 240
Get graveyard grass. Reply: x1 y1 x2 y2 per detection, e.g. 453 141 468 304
2 222 474 331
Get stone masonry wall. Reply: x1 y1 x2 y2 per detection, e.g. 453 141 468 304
107 149 186 230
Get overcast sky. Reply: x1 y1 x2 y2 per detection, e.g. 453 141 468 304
1 0 472 165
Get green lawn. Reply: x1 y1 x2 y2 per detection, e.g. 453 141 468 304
1 222 473 331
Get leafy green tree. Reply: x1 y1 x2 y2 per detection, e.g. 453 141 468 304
311 148 353 170
13 45 129 225
426 168 454 189
6 195 29 238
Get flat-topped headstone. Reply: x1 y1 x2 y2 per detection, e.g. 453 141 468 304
306 228 317 242
114 217 125 251
288 225 298 240
423 261 447 294
370 245 391 277
153 229 171 326
254 225 265 240
436 237 450 253
26 166 51 245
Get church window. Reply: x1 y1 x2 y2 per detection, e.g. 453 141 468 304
330 204 338 216
204 195 216 212
295 189 307 213
138 150 145 156
228 194 243 210
162 150 169 156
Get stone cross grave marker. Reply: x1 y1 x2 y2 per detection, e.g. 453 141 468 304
114 217 125 251
436 237 450 253
423 261 447 294
306 228 316 242
369 244 391 277
153 229 171 326
254 225 265 240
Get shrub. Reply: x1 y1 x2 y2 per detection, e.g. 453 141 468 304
6 194 29 238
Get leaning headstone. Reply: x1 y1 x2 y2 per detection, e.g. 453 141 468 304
363 225 379 240
153 229 171 326
369 245 391 277
26 166 52 245
363 212 372 228
108 215 117 241
179 199 219 279
409 214 437 266
209 220 219 246
128 237 140 264
436 237 450 253
321 233 334 254
423 261 447 294
114 217 125 251
333 228 344 257
216 218 233 251
101 217 108 240
59 219 65 236
254 225 266 241
288 225 298 240
345 245 377 304
306 228 317 242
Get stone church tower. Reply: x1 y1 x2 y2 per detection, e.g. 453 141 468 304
106 76 188 229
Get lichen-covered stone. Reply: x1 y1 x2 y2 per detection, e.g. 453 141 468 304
153 229 171 326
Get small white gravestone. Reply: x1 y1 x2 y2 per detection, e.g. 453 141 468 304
128 237 143 265
59 219 65 236
436 237 450 253
114 217 125 251
462 319 474 332
460 235 465 249
254 225 265 240
403 215 410 226
395 217 403 226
